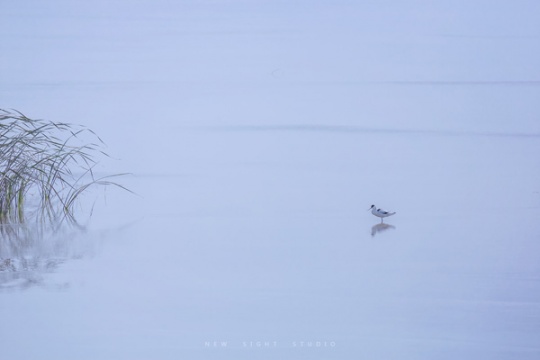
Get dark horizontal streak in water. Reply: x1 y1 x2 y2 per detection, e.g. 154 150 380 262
437 34 540 39
2 80 540 89
380 80 540 86
214 125 540 139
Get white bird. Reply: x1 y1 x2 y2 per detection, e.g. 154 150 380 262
369 204 396 223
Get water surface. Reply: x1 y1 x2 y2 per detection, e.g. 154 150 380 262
1 1 540 359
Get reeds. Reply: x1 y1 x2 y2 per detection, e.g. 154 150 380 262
0 108 127 224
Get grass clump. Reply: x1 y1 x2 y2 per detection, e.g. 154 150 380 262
0 108 127 224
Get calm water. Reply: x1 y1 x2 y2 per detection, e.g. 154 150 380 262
1 1 540 359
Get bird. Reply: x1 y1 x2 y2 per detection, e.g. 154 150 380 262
369 205 396 223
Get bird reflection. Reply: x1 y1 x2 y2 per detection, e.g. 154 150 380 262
371 222 396 237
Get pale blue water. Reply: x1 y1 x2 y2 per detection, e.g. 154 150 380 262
1 1 540 359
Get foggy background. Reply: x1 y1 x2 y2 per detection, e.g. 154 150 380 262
1 1 540 359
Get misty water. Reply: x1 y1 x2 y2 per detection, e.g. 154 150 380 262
1 1 540 359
